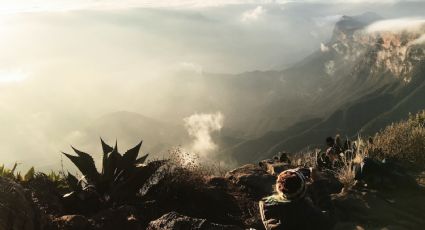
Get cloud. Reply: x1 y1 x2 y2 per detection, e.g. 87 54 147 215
183 112 224 155
0 0 411 14
177 62 203 74
313 15 343 28
411 34 425 45
320 43 330 52
241 6 266 23
0 1 290 14
366 18 425 33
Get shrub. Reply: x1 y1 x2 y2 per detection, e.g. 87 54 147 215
367 110 425 164
291 149 320 168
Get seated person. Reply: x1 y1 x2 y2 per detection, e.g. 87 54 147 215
259 168 334 230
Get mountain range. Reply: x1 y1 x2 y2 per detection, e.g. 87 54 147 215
226 12 425 164
83 12 425 165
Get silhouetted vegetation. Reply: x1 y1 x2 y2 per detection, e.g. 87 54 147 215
367 110 425 164
61 139 165 214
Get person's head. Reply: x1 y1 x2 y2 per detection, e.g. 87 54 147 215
325 136 335 147
275 169 306 200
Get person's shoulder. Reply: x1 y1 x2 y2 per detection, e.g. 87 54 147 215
261 195 291 206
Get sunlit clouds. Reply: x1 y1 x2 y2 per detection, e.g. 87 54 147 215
366 18 425 33
241 6 266 23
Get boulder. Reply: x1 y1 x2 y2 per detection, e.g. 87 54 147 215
206 176 228 188
0 177 35 230
225 164 276 198
332 189 425 229
90 205 141 230
53 215 89 230
146 212 242 230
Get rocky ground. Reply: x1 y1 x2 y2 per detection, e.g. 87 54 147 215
0 158 425 230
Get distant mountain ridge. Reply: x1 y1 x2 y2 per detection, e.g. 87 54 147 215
227 13 425 164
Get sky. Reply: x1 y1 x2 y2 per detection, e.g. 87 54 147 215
0 0 415 14
0 0 424 171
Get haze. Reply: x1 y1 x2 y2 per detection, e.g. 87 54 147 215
0 0 424 171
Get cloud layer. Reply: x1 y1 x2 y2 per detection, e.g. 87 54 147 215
366 18 425 33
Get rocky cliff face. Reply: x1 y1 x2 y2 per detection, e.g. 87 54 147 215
329 15 425 83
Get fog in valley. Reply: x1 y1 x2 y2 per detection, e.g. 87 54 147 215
0 0 424 171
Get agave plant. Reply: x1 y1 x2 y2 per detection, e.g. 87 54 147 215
62 139 164 206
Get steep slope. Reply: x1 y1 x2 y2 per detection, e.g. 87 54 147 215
228 14 425 164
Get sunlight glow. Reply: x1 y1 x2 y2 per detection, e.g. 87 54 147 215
0 70 27 83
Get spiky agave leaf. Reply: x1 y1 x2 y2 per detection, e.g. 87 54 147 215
103 146 122 180
121 140 143 170
100 138 114 174
135 154 149 165
62 147 99 183
100 138 113 155
66 172 81 191
109 160 166 202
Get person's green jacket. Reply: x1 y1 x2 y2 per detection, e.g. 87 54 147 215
259 195 334 230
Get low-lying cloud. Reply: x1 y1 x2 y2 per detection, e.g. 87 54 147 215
183 112 224 156
366 18 425 33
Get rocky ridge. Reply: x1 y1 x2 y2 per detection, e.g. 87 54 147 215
1 154 425 230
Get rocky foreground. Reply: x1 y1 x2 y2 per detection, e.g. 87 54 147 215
1 157 425 230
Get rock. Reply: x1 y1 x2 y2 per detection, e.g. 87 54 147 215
0 177 35 230
355 158 419 190
206 176 228 188
146 212 243 230
225 164 276 198
332 189 425 229
333 222 366 230
53 215 89 230
272 152 292 164
262 162 291 176
259 152 292 176
91 205 141 230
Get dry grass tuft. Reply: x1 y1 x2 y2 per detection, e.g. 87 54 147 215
335 137 367 189
367 110 425 164
167 147 227 177
291 149 320 168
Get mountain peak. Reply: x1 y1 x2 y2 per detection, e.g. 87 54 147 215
332 12 382 42
327 13 425 82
